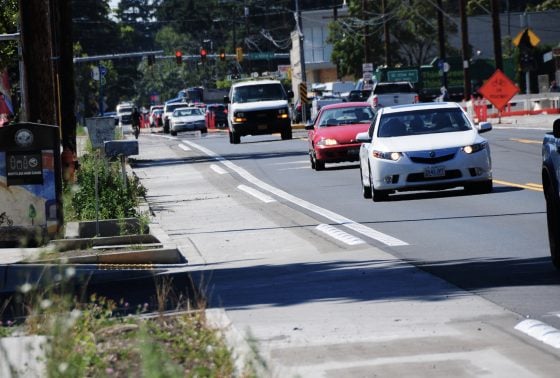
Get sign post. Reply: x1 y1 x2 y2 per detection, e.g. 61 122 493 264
478 69 519 123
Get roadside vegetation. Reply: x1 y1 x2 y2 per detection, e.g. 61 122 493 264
0 143 250 377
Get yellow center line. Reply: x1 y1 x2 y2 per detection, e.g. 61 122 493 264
510 138 541 144
494 179 543 191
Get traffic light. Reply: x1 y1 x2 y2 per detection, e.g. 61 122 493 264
200 48 207 62
175 50 182 65
236 47 243 62
219 50 226 61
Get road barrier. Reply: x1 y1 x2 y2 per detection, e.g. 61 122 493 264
464 93 560 122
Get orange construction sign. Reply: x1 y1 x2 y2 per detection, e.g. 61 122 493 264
478 69 519 111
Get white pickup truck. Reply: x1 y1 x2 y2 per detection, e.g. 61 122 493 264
541 118 560 270
366 81 419 109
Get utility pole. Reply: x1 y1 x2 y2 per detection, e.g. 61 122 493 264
436 0 447 89
295 0 307 122
491 0 503 70
460 0 471 100
381 0 390 67
19 0 56 124
363 0 371 65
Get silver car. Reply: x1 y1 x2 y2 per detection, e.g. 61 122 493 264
169 107 207 136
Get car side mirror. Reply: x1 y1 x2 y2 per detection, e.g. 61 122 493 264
287 90 294 99
224 96 230 104
356 131 371 143
553 119 560 138
304 121 314 130
477 121 492 133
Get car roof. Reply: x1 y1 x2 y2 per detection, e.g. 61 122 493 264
380 102 461 114
320 101 371 110
232 79 281 88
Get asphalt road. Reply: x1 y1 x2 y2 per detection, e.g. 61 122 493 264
132 119 560 376
162 124 560 331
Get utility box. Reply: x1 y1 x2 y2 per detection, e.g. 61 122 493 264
0 123 63 246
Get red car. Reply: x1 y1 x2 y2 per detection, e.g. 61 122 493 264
305 102 375 171
205 104 227 129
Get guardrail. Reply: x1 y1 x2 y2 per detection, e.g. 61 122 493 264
464 93 560 122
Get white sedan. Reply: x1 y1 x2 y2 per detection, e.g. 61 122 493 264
169 107 207 136
357 102 493 201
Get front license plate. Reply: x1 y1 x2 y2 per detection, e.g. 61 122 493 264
347 148 359 155
257 124 267 130
424 166 445 178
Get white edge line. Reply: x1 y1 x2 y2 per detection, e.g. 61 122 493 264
238 185 276 203
210 164 228 175
515 319 560 349
316 224 365 246
182 140 408 247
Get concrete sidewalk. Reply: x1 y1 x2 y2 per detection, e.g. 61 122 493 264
132 131 559 377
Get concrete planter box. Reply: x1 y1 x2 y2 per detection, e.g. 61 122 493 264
65 218 148 239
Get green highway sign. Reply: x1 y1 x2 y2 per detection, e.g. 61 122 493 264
246 52 275 60
387 69 419 83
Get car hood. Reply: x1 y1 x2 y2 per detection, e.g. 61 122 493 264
313 123 371 143
233 100 288 111
373 130 483 152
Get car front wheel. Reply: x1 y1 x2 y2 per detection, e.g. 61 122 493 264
360 166 372 199
369 167 388 202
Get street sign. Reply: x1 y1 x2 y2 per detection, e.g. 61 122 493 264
387 69 419 83
99 65 107 76
299 82 308 104
246 52 274 60
478 69 519 111
513 28 540 47
362 63 373 72
91 66 99 81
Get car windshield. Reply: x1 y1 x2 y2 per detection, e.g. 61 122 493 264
232 84 285 103
167 104 188 112
377 108 472 138
317 106 375 127
174 108 203 117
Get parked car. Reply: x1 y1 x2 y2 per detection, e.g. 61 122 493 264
291 97 312 124
357 102 493 201
205 104 227 129
305 102 375 171
149 105 164 127
169 107 207 136
149 108 163 127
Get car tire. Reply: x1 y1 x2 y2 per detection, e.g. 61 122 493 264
171 130 177 136
312 153 324 171
309 152 316 169
369 167 388 202
202 128 208 134
281 128 293 140
360 166 372 199
544 179 560 270
231 130 240 144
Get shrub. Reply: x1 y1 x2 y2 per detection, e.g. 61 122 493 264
66 153 146 221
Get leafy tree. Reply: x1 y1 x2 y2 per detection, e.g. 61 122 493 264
0 0 18 71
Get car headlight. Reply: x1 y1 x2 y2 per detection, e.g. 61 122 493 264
277 108 289 119
317 138 338 146
234 112 246 122
372 150 402 161
462 141 487 154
